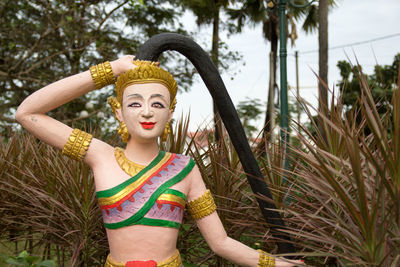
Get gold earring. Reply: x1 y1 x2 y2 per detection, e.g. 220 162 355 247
161 122 171 142
117 121 130 142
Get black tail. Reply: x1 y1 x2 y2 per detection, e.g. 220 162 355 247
136 33 295 255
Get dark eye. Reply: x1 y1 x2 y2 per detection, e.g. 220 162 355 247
128 102 141 108
152 102 165 108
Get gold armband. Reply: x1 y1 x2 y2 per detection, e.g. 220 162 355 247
257 250 275 267
62 129 93 161
187 189 217 220
89 61 115 89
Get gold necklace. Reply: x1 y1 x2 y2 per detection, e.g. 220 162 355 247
114 147 145 177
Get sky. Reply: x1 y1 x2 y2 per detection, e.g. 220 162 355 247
173 0 400 133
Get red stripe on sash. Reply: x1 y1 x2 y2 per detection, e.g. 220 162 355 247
155 200 184 209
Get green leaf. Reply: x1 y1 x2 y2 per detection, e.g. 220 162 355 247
6 258 27 266
36 260 56 267
181 223 191 231
17 251 29 259
130 0 145 7
26 255 41 263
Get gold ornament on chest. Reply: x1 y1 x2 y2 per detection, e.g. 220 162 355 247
114 147 145 177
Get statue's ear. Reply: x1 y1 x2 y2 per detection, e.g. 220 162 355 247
115 108 123 122
168 109 173 123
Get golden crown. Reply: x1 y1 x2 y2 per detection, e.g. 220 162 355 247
114 60 177 111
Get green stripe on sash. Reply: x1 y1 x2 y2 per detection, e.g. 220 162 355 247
134 218 181 229
96 151 166 198
104 158 195 229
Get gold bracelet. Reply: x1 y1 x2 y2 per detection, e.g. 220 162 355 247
89 61 115 89
187 189 217 220
90 64 102 89
62 129 93 161
257 250 275 267
104 61 115 84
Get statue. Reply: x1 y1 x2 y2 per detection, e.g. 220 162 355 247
15 34 304 267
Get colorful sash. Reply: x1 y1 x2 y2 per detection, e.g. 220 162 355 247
97 151 194 229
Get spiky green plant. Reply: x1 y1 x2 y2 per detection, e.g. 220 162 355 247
0 131 108 266
261 70 400 266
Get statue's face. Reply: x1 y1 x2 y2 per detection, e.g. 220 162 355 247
117 83 172 143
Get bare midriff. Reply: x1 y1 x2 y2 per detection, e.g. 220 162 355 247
106 225 179 263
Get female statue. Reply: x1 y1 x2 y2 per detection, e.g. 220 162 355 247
16 55 303 267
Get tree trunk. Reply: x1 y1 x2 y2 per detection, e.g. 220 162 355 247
212 4 223 142
263 18 278 143
318 0 329 114
266 52 276 143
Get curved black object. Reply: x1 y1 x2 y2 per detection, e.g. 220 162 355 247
136 33 295 254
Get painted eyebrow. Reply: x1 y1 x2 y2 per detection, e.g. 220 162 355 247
126 93 143 99
150 94 166 100
126 94 167 100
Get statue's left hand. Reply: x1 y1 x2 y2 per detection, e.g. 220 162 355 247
110 55 137 77
110 55 161 78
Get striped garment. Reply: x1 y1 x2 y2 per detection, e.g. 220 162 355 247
97 151 194 229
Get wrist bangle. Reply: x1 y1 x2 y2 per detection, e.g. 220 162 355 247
257 250 275 267
89 61 115 89
62 129 93 161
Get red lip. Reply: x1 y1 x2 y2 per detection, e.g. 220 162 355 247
140 122 156 129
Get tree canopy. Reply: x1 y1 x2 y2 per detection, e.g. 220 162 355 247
236 97 264 138
337 53 399 114
0 0 192 136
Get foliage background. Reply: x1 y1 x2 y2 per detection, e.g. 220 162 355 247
0 0 198 137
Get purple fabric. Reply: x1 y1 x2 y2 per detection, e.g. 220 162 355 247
102 154 189 225
144 202 184 223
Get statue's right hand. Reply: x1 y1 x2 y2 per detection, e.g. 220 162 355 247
110 55 137 77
